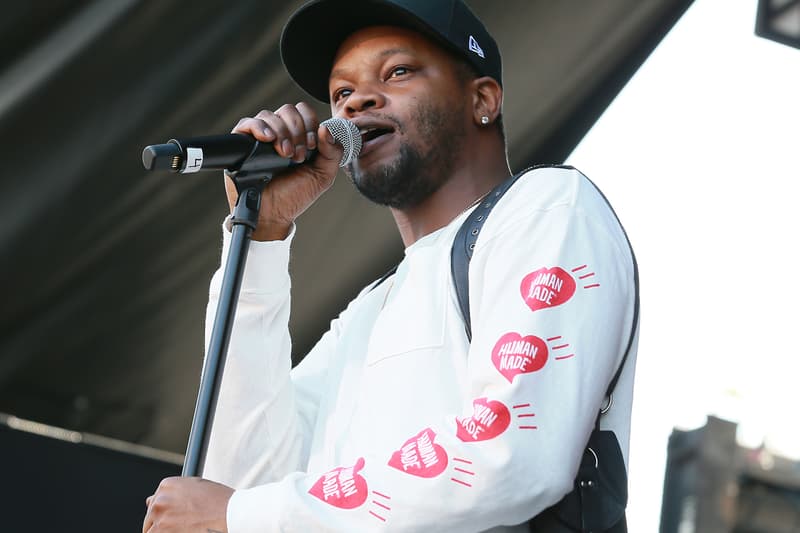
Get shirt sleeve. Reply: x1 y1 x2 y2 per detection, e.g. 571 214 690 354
201 223 365 489
224 169 638 532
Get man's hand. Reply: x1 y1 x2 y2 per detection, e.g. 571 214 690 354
226 103 345 241
143 477 233 533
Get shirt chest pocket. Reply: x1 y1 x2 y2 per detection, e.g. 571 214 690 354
365 264 447 366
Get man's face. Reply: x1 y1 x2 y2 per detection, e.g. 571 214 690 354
329 26 471 209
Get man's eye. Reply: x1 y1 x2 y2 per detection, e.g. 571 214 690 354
333 88 352 102
389 66 410 78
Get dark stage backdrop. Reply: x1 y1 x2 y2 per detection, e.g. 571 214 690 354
0 413 181 532
0 0 692 455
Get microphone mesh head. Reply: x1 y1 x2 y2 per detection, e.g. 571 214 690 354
322 118 362 167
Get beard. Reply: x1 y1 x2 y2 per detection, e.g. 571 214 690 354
344 100 465 209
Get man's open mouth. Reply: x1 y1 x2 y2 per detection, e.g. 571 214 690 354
359 127 393 145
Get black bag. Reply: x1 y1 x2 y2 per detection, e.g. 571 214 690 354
528 429 628 532
449 166 639 532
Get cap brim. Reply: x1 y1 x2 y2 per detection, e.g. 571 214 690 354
281 0 455 103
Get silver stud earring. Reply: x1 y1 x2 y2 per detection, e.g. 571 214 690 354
481 116 490 125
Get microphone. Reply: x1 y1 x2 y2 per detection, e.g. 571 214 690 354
141 118 361 175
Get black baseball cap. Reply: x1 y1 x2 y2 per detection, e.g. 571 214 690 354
280 0 502 102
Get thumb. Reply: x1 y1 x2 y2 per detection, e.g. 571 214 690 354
314 123 346 166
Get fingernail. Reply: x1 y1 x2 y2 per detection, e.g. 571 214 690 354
307 131 317 149
294 144 307 162
282 139 294 157
262 127 274 139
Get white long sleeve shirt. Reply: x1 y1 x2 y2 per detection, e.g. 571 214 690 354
202 166 639 532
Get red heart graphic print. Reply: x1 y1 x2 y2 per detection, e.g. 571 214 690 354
308 457 368 509
492 332 548 383
520 267 576 312
456 397 511 442
388 428 448 478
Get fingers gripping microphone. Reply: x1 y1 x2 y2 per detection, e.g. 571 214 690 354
141 118 361 176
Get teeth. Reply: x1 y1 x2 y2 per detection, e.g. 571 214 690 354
359 127 376 134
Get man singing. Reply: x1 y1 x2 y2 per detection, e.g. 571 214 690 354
143 1 638 531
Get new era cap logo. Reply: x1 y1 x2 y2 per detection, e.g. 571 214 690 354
468 35 485 58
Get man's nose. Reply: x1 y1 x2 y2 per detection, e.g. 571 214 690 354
345 85 386 114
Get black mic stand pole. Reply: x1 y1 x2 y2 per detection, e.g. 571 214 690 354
182 171 268 477
172 117 358 476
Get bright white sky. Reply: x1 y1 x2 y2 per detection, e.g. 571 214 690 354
566 0 800 529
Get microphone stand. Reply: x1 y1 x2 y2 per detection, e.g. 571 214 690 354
182 171 268 477
172 118 358 476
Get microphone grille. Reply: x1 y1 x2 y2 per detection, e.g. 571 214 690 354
322 118 362 167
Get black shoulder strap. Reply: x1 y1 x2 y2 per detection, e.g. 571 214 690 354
449 165 639 400
450 168 532 341
583 174 640 399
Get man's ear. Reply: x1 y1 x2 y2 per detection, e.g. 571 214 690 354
471 76 503 127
